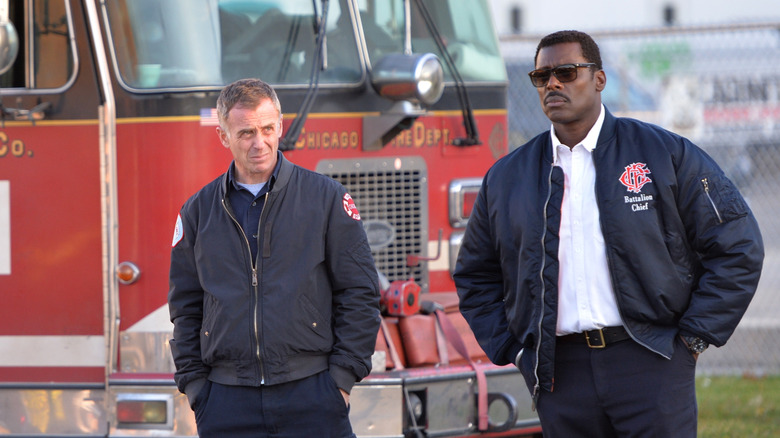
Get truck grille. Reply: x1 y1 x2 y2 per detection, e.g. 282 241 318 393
317 157 429 291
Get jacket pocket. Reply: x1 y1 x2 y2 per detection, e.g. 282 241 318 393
699 174 749 225
285 294 332 353
663 228 695 291
200 293 220 361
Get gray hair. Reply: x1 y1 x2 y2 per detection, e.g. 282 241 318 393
216 78 282 128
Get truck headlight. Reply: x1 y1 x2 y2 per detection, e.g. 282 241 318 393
448 178 482 228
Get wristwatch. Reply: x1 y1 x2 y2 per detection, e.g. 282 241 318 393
682 336 709 354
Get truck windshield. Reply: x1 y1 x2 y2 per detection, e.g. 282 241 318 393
104 0 505 90
362 0 506 82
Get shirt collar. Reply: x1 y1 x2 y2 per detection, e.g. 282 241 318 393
551 104 606 164
228 151 282 193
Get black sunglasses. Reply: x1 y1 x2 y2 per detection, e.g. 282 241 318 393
528 63 597 88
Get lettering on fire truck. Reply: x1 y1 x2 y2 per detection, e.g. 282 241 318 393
295 128 360 150
0 131 32 158
294 121 452 150
389 121 452 148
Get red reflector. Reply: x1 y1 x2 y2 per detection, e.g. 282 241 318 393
116 400 167 424
462 191 478 218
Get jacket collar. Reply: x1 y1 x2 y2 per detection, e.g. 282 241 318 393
540 106 616 165
220 151 293 195
596 106 617 148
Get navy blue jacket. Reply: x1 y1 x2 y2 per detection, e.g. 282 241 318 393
454 109 763 396
169 152 381 401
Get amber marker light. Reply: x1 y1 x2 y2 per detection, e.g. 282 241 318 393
116 261 141 285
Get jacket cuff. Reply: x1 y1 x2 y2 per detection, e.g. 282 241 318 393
184 378 207 408
329 365 357 394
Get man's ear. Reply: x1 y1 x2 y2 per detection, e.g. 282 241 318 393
217 126 229 148
595 69 606 92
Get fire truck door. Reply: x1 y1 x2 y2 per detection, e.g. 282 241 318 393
0 0 108 389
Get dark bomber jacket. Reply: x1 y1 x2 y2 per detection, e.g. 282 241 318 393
169 152 381 402
454 109 763 397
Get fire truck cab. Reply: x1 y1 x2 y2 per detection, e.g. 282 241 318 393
0 0 540 436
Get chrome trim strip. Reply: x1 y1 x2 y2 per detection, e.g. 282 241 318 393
86 0 119 390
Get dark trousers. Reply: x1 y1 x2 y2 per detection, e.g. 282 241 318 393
194 371 354 438
535 336 697 438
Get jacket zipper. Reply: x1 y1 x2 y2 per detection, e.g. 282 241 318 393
222 195 267 384
532 163 557 408
701 178 723 223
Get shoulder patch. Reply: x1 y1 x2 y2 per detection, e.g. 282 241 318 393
342 193 361 221
172 214 184 247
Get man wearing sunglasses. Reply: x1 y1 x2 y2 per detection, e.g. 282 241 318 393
454 30 763 437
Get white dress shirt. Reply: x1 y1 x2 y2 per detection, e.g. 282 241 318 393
551 105 624 335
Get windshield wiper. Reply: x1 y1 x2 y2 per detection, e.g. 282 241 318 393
412 0 480 146
281 0 329 151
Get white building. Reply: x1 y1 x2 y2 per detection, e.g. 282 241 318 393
488 0 780 35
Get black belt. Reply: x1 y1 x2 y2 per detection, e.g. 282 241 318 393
557 326 631 348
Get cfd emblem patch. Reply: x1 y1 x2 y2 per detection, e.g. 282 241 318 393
342 193 361 220
619 162 652 193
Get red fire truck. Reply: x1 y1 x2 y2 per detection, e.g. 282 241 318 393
0 0 541 436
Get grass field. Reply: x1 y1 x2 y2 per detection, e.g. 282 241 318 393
697 375 780 437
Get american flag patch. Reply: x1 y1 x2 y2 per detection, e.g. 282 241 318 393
200 108 219 126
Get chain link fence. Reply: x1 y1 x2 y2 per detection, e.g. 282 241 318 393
500 23 780 376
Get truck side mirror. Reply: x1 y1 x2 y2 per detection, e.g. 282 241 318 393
371 53 444 106
363 53 444 150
